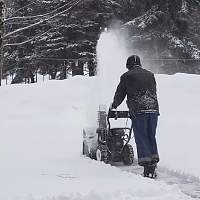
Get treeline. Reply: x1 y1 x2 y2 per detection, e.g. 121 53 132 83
1 0 200 84
2 0 137 84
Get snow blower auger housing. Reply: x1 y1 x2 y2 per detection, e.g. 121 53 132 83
83 105 134 165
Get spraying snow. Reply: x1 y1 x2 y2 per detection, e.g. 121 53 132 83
97 30 129 87
85 30 130 127
95 30 130 107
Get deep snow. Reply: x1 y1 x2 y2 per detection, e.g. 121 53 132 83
0 74 200 200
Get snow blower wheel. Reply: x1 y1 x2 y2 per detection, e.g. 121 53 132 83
82 142 89 156
122 144 134 165
96 145 109 164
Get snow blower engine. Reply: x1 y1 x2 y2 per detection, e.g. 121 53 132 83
83 105 134 165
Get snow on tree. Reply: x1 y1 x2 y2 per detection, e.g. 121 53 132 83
124 0 200 74
2 0 200 83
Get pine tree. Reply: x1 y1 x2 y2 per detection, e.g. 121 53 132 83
2 0 200 82
124 0 200 74
0 0 4 86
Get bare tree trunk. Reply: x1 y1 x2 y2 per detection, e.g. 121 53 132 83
0 0 4 86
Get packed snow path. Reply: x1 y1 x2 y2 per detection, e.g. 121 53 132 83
0 75 200 200
117 161 200 199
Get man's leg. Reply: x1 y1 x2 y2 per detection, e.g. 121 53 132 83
131 114 152 166
147 113 159 163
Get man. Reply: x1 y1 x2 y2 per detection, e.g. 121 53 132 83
111 55 160 178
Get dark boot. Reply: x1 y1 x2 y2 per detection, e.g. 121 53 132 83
143 164 150 177
143 164 157 178
148 164 157 178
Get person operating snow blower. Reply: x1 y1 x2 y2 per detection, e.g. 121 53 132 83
110 55 160 178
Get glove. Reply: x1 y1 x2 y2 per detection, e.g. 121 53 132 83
109 103 117 110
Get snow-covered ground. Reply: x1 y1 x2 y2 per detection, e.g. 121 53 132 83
0 73 200 200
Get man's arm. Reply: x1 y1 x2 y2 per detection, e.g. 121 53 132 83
112 76 127 109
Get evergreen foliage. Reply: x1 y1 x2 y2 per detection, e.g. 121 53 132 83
2 0 200 82
124 0 200 74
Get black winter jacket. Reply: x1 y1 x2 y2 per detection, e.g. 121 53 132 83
112 66 159 116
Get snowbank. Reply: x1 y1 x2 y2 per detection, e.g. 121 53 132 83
157 73 200 177
0 74 199 200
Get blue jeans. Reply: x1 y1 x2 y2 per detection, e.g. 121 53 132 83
131 113 159 166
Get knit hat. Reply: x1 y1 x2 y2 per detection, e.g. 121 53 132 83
126 55 141 69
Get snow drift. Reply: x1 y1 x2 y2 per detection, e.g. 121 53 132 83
0 73 200 200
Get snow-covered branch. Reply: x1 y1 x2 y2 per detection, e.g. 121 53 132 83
3 0 83 39
4 0 76 23
8 2 37 18
4 27 54 47
191 0 200 6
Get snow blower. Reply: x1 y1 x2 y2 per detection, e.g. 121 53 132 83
83 105 134 165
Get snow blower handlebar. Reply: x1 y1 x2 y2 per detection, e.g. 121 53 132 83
107 110 130 119
107 109 131 131
107 109 132 147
